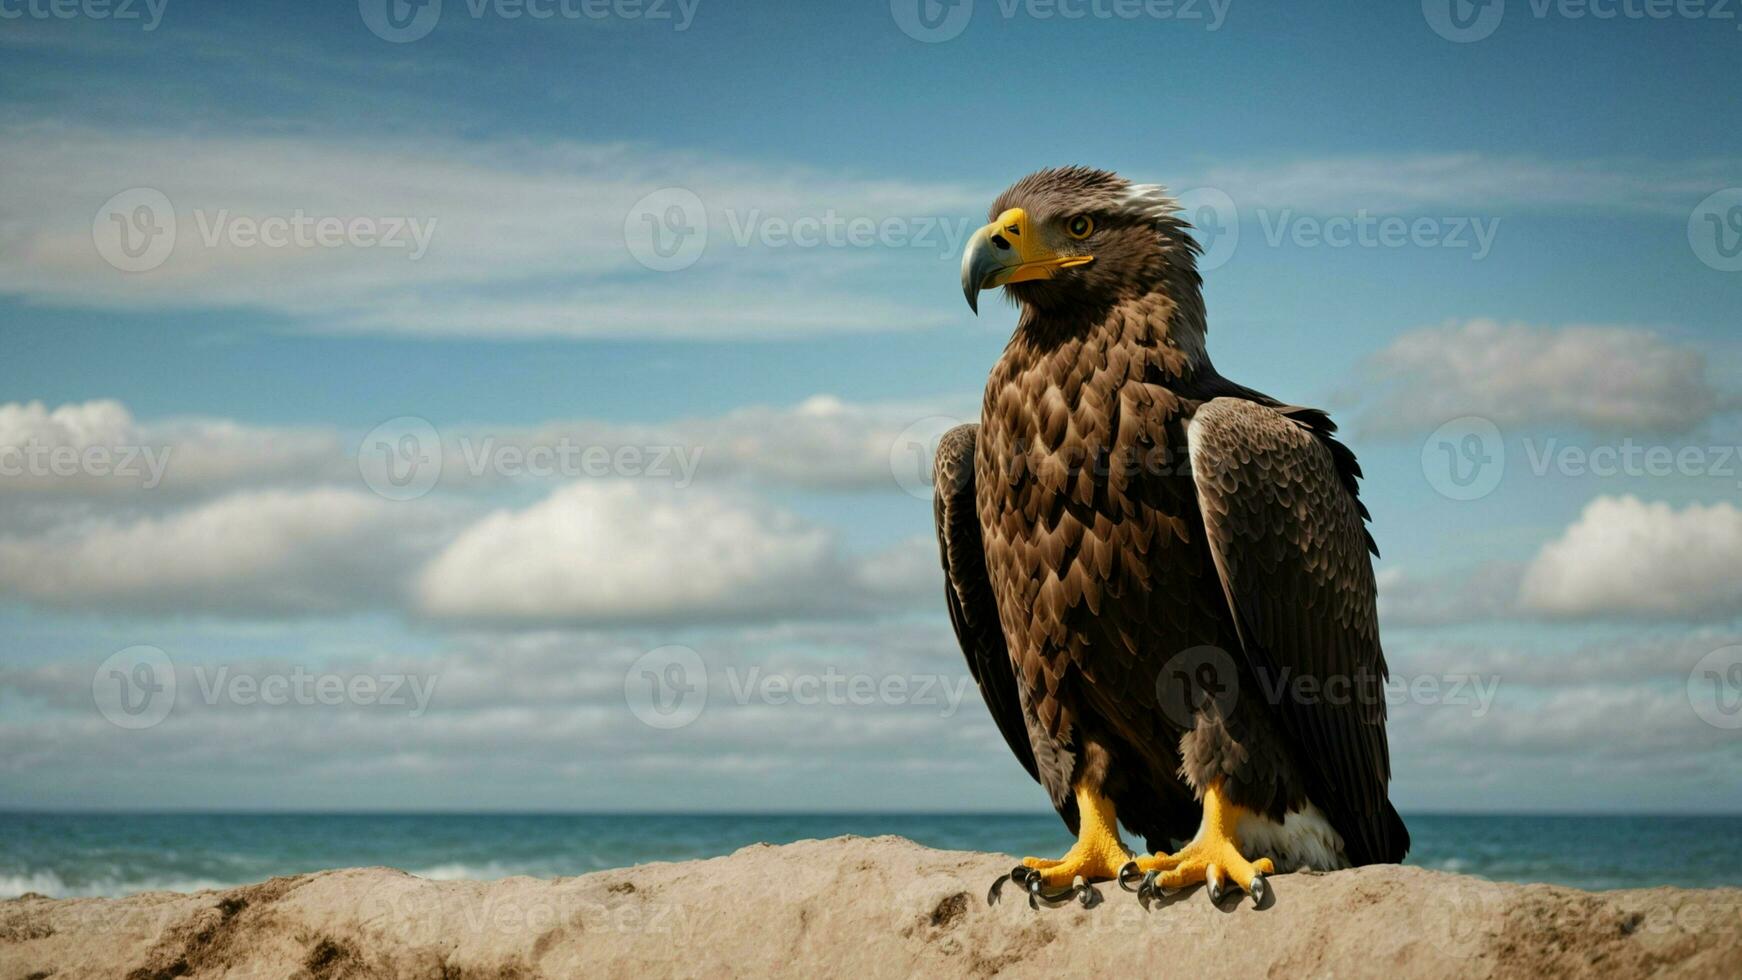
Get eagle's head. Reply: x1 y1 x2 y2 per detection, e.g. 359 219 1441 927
960 167 1200 319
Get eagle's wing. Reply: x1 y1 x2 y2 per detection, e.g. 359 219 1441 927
1186 397 1409 865
934 423 1038 782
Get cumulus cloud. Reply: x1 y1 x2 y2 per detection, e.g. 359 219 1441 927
1519 496 1742 619
1353 320 1724 437
508 395 974 493
0 488 454 617
413 482 935 626
0 622 1009 814
0 399 345 496
0 396 970 502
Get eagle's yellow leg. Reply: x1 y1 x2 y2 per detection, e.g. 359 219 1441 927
1019 780 1135 888
1131 778 1274 903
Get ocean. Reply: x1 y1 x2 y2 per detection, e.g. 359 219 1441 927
4 812 1737 899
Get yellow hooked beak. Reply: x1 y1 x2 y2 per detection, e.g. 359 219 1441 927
959 207 1094 313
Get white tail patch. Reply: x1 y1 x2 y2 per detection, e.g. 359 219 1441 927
1234 800 1349 872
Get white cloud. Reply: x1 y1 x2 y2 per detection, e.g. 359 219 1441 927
1519 495 1742 619
0 396 971 501
1355 320 1723 437
0 621 1009 815
1185 154 1735 216
0 488 452 616
511 394 974 492
413 482 934 626
0 399 344 495
0 124 977 339
1376 562 1524 628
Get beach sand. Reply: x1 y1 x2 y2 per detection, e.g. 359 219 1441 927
4 835 1739 978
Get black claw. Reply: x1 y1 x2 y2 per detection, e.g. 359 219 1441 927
1207 877 1225 904
1117 861 1144 892
1024 873 1080 909
1075 879 1100 909
1137 870 1160 911
1009 865 1033 886
1249 873 1268 906
987 873 1009 906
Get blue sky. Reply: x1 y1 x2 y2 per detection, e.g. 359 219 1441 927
1 0 1740 814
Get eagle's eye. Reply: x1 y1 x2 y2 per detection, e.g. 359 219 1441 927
1065 215 1094 239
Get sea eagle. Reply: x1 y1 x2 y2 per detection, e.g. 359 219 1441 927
937 167 1408 908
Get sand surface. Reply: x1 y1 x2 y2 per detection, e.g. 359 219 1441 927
4 835 1740 979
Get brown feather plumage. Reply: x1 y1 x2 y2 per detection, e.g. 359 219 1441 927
934 167 1408 863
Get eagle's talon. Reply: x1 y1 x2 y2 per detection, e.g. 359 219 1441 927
1024 874 1081 909
1072 875 1099 908
987 873 1010 906
1136 870 1160 910
1249 873 1268 906
1117 860 1144 891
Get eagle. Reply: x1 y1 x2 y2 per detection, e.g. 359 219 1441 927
936 167 1408 908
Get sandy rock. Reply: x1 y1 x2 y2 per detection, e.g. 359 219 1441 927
3 835 1739 979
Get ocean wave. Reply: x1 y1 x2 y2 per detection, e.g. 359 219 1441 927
409 862 552 882
0 870 237 899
